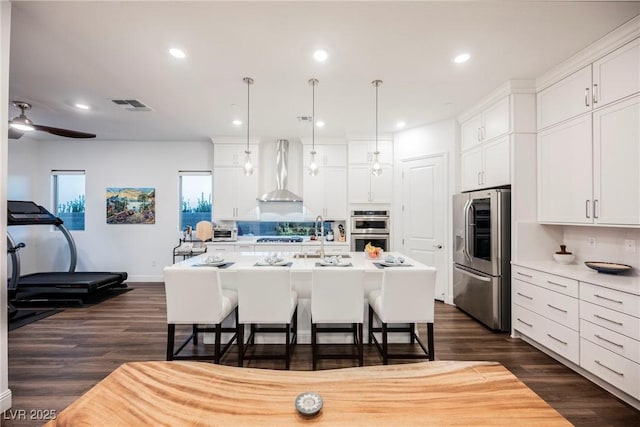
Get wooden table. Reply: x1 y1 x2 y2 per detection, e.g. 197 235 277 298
47 361 570 426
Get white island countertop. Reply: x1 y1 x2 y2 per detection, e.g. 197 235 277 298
177 251 425 273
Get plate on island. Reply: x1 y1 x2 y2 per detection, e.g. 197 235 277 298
195 259 226 267
255 259 288 266
319 260 352 267
584 261 632 274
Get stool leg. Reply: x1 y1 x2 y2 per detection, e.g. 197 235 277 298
214 323 221 364
382 322 388 365
410 323 415 344
285 322 291 370
192 324 198 345
167 324 175 361
311 322 317 371
427 322 435 361
368 306 373 345
358 323 364 367
237 323 244 367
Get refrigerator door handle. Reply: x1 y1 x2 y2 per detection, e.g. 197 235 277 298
463 199 472 262
454 265 491 282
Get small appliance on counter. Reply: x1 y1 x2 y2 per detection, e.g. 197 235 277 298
326 228 334 241
212 227 237 242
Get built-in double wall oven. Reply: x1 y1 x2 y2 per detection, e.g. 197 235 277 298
350 210 390 252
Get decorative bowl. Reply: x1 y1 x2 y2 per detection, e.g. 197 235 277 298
553 253 575 264
584 261 633 274
364 250 383 259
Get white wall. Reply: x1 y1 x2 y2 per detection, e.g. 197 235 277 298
8 139 214 281
1 0 12 415
393 118 458 303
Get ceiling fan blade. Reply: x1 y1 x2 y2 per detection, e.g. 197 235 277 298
33 124 96 138
8 127 24 139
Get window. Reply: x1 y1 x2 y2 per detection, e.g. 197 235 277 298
52 170 86 231
179 171 212 231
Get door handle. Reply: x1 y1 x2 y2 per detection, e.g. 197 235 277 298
592 84 598 104
585 200 590 219
585 87 590 107
454 265 491 282
593 199 598 219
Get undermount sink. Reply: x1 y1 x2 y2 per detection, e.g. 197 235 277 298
293 253 351 259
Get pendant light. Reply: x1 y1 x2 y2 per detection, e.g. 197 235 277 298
371 80 383 176
242 77 255 176
308 78 320 176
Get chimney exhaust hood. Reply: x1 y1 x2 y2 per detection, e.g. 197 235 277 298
258 139 303 203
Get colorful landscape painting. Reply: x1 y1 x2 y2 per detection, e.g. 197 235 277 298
106 187 155 224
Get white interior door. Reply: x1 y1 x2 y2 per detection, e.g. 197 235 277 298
401 155 446 301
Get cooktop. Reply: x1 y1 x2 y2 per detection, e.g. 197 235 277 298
256 237 304 243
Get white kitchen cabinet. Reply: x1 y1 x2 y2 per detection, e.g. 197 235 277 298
213 167 259 220
538 96 640 226
537 115 593 224
512 262 640 407
213 143 260 167
348 140 393 164
460 135 510 192
348 165 393 204
593 96 640 225
592 37 640 109
303 144 347 167
537 66 592 131
538 37 640 131
460 96 510 151
303 167 348 219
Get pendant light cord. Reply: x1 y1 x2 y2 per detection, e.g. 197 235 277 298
309 78 318 152
243 77 254 153
372 79 382 153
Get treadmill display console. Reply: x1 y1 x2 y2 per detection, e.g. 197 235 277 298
8 200 63 226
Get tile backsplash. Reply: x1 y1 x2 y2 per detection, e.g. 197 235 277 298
561 226 640 268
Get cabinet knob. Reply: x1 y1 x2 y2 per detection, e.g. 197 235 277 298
433 244 443 249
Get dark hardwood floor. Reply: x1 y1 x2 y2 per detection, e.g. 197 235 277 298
4 283 640 426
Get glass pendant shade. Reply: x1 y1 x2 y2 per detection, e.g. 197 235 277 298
308 150 319 176
243 150 254 176
371 151 383 176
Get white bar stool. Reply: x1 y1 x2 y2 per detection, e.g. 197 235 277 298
163 266 239 364
368 267 437 364
311 269 365 370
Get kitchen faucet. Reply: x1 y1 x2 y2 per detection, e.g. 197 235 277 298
315 215 325 258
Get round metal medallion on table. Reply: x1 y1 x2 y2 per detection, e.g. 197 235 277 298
295 392 323 416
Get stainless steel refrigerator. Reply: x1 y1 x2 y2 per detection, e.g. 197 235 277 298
452 188 511 331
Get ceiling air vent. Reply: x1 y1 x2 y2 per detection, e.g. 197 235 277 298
111 99 153 112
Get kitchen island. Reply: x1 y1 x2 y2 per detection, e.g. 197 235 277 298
168 251 435 344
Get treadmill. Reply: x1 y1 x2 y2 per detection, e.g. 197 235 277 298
8 200 127 305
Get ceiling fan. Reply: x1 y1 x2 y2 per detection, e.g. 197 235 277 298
8 101 96 139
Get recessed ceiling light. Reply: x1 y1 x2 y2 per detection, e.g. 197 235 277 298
313 49 328 62
232 119 242 126
74 103 90 110
169 48 186 59
316 120 325 128
396 121 406 129
454 53 470 64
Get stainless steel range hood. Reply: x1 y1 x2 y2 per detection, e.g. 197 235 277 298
258 139 303 203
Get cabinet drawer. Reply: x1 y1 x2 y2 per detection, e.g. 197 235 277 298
581 337 640 398
513 279 579 331
581 319 640 364
581 282 640 318
580 300 640 341
512 265 578 297
513 304 580 364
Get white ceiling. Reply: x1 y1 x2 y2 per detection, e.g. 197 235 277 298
7 1 640 142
